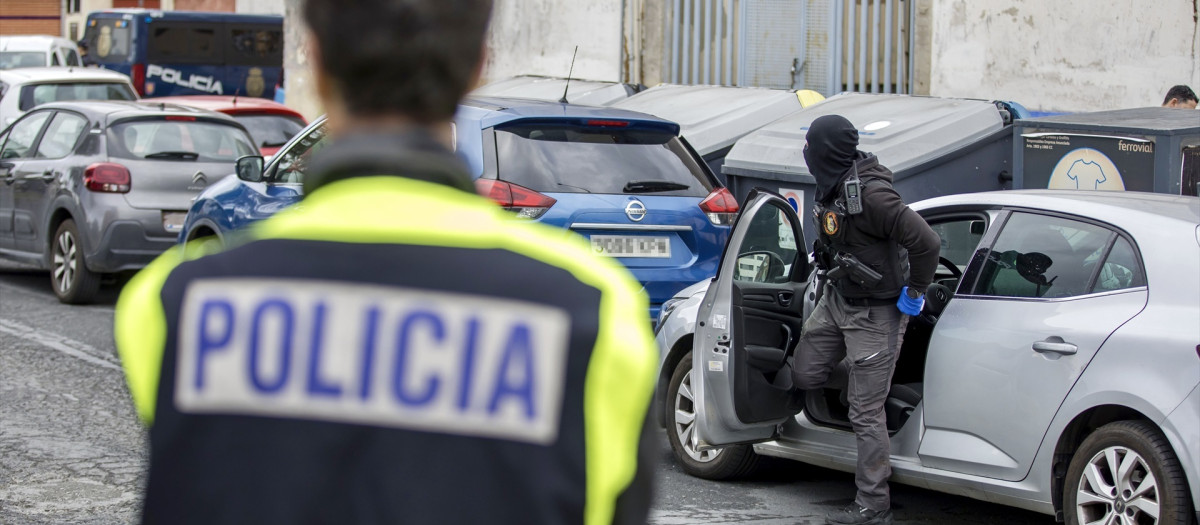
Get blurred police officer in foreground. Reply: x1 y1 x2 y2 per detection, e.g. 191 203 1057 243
113 1 658 523
791 115 939 525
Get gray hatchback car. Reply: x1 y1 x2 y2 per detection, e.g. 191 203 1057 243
657 190 1200 524
0 100 256 303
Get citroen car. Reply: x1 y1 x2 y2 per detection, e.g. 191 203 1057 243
179 97 737 319
0 100 256 303
654 189 1200 524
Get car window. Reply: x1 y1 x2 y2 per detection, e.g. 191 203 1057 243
107 119 257 162
65 48 81 67
51 53 61 66
232 113 306 149
929 218 985 270
973 212 1113 299
0 111 52 159
1091 236 1145 293
734 203 799 284
18 82 137 111
271 123 328 183
493 123 714 197
0 51 47 69
35 112 87 159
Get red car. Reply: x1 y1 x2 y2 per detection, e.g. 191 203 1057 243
147 95 307 157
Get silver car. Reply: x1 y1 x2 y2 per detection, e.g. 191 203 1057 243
655 189 1200 524
0 100 257 303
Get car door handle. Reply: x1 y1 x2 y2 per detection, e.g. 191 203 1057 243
777 291 794 307
39 170 57 181
1032 336 1078 355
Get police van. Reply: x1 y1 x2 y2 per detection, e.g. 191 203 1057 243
81 9 283 100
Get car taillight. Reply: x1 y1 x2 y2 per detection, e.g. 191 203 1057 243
84 163 131 193
475 179 556 220
131 63 145 96
699 187 738 225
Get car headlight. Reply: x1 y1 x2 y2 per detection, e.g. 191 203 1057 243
658 297 687 326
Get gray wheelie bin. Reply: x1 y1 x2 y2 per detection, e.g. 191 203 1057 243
722 92 1023 245
471 75 638 106
1013 107 1200 196
607 84 825 182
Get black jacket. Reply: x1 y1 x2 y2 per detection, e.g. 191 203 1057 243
816 153 940 299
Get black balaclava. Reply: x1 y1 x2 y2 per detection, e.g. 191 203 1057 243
804 114 859 203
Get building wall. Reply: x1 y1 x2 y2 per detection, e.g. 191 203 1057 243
1 0 61 36
481 0 625 84
929 0 1200 113
173 0 234 12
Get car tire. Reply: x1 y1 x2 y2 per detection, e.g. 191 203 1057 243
1064 420 1196 525
51 219 100 305
665 352 763 480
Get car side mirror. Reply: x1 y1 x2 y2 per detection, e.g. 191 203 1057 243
236 155 265 182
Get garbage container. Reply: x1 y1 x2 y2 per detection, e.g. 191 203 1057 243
471 75 638 106
607 84 825 182
722 92 1024 245
1013 108 1200 196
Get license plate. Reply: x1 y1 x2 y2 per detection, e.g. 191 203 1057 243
589 235 671 258
162 211 187 233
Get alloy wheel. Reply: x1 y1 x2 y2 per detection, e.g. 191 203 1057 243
1075 446 1160 525
673 370 722 463
53 229 78 294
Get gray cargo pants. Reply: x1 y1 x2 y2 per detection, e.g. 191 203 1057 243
791 288 908 512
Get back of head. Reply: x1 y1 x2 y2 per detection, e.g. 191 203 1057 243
1162 84 1198 108
303 0 493 124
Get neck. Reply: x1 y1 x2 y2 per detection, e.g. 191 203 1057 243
325 113 456 151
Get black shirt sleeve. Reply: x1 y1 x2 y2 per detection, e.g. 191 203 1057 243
860 185 941 293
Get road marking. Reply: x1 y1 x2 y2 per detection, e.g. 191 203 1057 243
0 319 121 371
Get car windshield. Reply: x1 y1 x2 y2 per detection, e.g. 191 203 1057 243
0 51 47 69
18 82 137 111
232 113 306 149
106 119 257 162
493 122 714 197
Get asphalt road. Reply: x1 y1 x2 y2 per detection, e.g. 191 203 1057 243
0 260 1055 524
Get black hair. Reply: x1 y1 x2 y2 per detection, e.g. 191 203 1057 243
1163 85 1198 105
303 0 493 123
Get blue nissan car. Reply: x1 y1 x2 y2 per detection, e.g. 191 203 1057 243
179 97 738 319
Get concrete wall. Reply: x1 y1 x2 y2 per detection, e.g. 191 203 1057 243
481 0 625 85
282 0 320 120
235 0 284 15
929 0 1200 113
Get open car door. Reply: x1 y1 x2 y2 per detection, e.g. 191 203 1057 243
692 190 809 449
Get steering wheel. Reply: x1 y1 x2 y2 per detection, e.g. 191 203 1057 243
939 256 963 280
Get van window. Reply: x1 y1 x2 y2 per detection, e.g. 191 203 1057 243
65 48 82 67
148 22 222 63
227 25 283 66
85 18 133 63
19 82 137 111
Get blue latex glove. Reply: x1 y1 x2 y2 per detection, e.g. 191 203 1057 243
896 286 925 316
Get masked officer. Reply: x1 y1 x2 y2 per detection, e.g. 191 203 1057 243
113 1 657 523
791 115 939 525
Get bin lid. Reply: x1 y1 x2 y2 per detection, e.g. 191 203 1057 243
722 93 1006 183
471 75 636 106
607 84 823 157
1015 107 1200 136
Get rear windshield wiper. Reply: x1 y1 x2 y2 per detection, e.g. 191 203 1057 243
144 151 199 160
623 180 690 193
262 140 288 148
